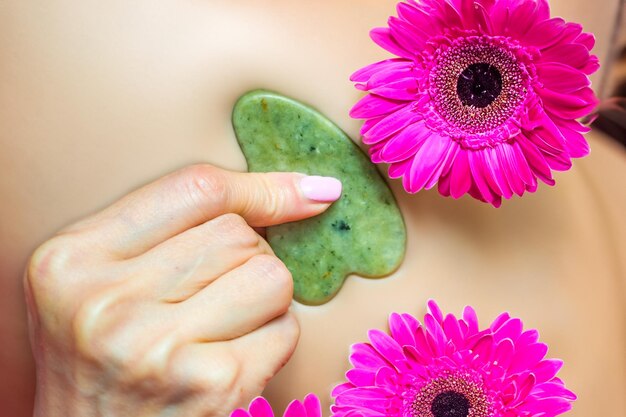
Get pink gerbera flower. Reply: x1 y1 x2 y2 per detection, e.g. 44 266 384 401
232 395 322 417
332 300 576 417
350 0 599 207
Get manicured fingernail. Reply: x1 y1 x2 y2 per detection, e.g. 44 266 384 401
300 175 342 202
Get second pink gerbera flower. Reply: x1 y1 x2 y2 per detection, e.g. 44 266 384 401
351 0 599 207
331 300 576 417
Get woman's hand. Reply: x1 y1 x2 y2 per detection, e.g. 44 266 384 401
24 164 341 417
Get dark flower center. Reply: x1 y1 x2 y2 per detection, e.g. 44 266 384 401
456 63 502 108
431 391 470 417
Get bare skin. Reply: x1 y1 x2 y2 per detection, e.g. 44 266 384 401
0 1 624 416
24 165 340 416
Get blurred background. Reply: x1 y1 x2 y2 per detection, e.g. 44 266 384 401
594 0 626 143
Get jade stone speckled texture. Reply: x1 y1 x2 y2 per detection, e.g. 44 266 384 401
233 90 406 305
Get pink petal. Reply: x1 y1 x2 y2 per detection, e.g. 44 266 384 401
366 66 418 90
424 313 447 354
388 16 428 52
425 140 459 190
370 27 413 59
515 372 537 402
370 78 420 101
517 329 540 347
472 334 495 360
334 387 392 410
540 87 597 119
374 366 397 387
523 397 573 415
363 106 420 145
510 342 548 373
450 150 472 198
389 313 417 347
533 359 564 383
350 95 406 119
559 126 591 158
443 314 465 348
331 382 353 398
387 157 413 179
284 400 307 417
575 32 595 50
494 318 523 342
537 62 590 93
493 338 516 369
490 312 511 331
485 147 513 199
303 394 322 417
498 145 526 196
518 18 567 49
539 44 594 75
232 409 254 417
532 382 577 400
406 133 450 192
516 135 555 186
507 0 540 37
250 398 275 417
368 329 405 365
414 326 436 357
396 2 445 37
468 151 500 206
463 305 480 335
351 59 413 83
511 140 537 187
474 2 494 34
350 343 388 370
427 299 444 323
346 368 376 387
525 128 565 155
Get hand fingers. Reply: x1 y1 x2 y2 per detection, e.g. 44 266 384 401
70 164 341 259
174 254 293 342
133 213 274 302
229 312 300 393
169 313 299 414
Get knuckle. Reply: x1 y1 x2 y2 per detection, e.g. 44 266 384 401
278 312 300 347
250 254 293 301
26 234 80 287
171 348 240 398
212 213 259 247
201 354 240 396
72 295 113 356
178 164 227 212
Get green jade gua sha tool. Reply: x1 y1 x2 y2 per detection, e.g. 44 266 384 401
232 90 406 305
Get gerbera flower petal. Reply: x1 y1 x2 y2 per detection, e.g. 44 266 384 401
350 95 406 119
369 329 406 365
540 44 596 74
533 359 564 383
510 342 548 373
362 105 419 144
232 395 322 417
333 301 576 417
351 59 413 83
303 395 322 417
537 62 590 93
250 397 276 417
369 28 413 59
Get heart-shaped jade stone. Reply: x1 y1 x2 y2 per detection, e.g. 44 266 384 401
232 90 406 305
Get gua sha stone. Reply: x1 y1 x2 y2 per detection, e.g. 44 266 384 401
232 90 406 305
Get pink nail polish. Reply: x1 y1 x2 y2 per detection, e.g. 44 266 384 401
300 176 342 202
